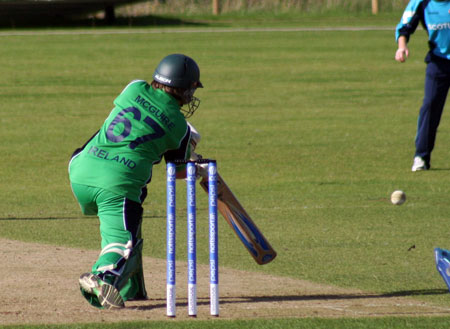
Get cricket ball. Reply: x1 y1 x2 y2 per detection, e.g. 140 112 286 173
391 190 406 205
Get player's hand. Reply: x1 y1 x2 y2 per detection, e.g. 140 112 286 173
189 151 207 179
395 47 409 63
190 151 202 161
195 163 208 179
187 122 201 151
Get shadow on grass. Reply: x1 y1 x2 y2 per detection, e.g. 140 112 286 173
379 289 449 297
0 14 208 29
129 289 449 311
0 215 162 220
226 289 450 303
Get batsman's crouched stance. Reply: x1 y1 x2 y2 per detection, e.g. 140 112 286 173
70 183 147 308
68 53 203 309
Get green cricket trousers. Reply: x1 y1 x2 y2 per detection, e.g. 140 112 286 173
70 183 147 305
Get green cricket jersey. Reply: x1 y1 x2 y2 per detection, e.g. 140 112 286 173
69 80 191 203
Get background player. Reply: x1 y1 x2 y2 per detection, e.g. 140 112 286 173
68 53 203 309
395 0 450 171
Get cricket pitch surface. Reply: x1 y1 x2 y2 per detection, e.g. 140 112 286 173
2 238 450 325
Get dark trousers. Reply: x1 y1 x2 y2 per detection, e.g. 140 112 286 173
415 56 450 164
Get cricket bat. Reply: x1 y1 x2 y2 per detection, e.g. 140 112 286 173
199 172 277 265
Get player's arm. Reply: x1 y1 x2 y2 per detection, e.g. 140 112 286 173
164 123 200 179
187 122 201 151
395 0 425 62
395 35 409 63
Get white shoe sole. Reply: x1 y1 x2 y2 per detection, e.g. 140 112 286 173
79 273 124 309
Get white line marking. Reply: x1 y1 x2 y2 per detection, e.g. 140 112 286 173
0 26 393 37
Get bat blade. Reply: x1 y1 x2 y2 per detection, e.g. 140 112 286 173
200 173 277 265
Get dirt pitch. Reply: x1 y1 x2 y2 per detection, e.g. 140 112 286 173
2 238 450 325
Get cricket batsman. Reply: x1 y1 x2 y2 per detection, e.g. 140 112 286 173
68 54 203 309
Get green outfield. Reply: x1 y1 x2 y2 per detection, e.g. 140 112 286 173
1 12 450 329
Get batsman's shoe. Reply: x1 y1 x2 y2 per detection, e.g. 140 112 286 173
79 273 124 309
412 156 430 172
435 248 450 292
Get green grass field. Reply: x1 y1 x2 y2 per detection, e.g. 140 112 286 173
2 11 450 329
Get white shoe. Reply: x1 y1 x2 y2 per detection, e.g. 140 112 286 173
79 273 124 309
411 156 429 172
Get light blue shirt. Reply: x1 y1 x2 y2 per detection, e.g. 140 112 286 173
396 0 450 60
